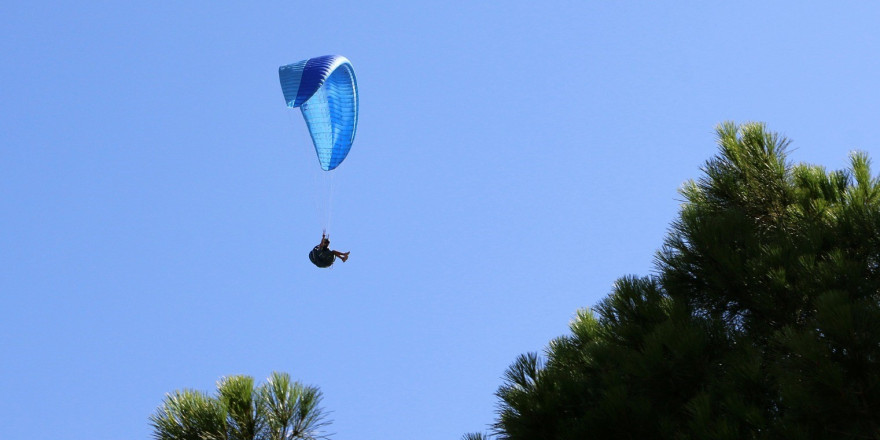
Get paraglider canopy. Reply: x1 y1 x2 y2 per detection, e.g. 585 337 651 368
279 55 358 171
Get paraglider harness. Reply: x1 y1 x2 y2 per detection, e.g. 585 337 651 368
309 233 335 268
309 245 335 268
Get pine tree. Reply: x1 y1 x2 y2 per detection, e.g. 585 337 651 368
150 372 330 440
481 123 880 440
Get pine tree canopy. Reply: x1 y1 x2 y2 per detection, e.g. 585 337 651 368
483 122 880 440
150 372 330 440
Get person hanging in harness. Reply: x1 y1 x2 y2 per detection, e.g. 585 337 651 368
309 232 350 268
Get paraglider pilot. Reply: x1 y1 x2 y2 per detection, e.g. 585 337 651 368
309 232 350 268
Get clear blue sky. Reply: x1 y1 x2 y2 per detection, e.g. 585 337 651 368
2 2 878 439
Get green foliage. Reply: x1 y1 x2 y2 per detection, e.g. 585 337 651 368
218 375 263 440
260 372 329 440
150 390 226 440
476 123 880 439
150 372 330 440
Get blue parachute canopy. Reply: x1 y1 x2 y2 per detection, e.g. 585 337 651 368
279 55 358 171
